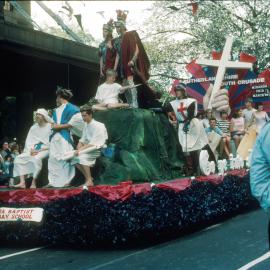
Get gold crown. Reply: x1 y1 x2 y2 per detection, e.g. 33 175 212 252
116 10 128 22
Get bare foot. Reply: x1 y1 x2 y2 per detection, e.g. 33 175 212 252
30 184 36 189
85 181 94 187
13 183 26 189
80 179 94 187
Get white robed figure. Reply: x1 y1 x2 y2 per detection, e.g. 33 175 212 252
48 88 81 187
168 83 211 175
72 106 108 187
13 109 52 188
170 98 208 153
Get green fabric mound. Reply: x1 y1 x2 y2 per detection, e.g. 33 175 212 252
93 109 185 185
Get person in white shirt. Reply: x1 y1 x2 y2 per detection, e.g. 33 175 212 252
13 109 52 188
72 106 108 187
242 98 256 129
93 69 130 111
202 109 213 128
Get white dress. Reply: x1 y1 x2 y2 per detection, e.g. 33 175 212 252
48 104 76 187
13 123 51 178
254 111 269 133
243 108 256 126
72 119 108 167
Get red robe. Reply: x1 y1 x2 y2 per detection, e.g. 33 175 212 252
121 31 150 81
98 40 116 73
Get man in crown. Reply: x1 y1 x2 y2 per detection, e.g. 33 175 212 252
167 83 212 175
98 19 116 81
113 10 150 108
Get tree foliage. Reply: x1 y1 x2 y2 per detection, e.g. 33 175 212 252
142 0 270 91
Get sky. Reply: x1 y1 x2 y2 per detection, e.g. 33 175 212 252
31 1 154 42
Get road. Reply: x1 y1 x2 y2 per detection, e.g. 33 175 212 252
0 209 269 270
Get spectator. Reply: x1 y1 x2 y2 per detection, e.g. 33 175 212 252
197 112 205 121
202 109 213 128
0 141 11 159
251 102 270 134
0 154 8 185
242 98 256 129
250 122 270 248
10 142 20 159
1 154 14 186
205 118 223 159
230 109 245 148
218 111 231 158
205 118 223 136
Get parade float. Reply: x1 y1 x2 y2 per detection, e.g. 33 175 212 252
1 33 270 246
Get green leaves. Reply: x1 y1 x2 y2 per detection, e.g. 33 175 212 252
143 0 270 92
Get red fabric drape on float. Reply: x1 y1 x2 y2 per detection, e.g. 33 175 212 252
156 178 191 192
0 182 152 204
0 188 82 204
0 170 247 204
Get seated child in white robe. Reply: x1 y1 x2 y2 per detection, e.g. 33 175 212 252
93 69 130 111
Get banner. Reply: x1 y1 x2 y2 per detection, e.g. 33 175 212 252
0 207 44 222
182 55 270 112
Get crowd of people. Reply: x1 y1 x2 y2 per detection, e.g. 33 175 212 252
166 83 269 175
0 140 21 186
199 98 269 158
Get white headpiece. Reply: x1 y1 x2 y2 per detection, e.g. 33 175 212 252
36 108 53 123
